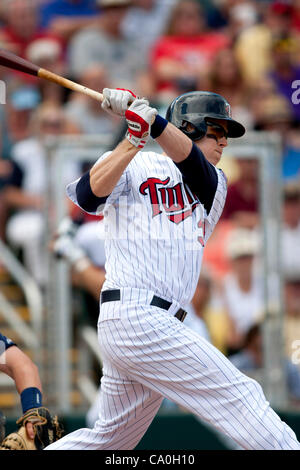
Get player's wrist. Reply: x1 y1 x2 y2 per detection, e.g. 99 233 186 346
125 130 148 149
20 387 42 414
150 114 168 139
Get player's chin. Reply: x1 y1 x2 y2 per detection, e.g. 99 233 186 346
212 149 222 165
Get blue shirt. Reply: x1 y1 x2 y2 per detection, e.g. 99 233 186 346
40 0 99 28
282 146 300 181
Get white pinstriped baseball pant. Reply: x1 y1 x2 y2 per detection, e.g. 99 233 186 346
46 288 300 450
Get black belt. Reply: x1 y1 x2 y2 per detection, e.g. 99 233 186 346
100 289 187 322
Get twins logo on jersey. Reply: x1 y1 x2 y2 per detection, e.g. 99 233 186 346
139 177 199 224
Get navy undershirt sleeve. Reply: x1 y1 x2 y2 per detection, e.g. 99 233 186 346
174 143 218 215
76 171 109 213
0 332 17 350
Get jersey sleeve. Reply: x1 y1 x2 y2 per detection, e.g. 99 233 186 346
0 332 17 354
66 151 132 216
204 168 227 242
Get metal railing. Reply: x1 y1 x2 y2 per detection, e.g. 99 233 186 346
44 132 287 413
0 239 43 364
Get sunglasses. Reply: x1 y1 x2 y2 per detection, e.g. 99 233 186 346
205 120 228 141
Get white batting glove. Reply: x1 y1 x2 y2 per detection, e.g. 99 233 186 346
52 218 86 265
125 99 158 149
101 88 137 117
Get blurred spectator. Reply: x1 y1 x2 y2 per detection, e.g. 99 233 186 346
221 157 259 229
39 0 99 41
5 86 41 149
26 38 66 104
220 228 264 353
281 182 300 277
145 0 230 105
68 0 145 89
52 217 106 306
184 271 212 342
0 130 13 241
194 0 228 30
292 0 300 34
121 0 178 58
252 93 300 181
205 47 254 130
229 324 300 404
3 102 81 285
185 268 231 355
268 36 300 123
284 267 300 372
64 65 117 135
235 1 293 85
224 0 259 41
202 219 235 281
0 0 63 61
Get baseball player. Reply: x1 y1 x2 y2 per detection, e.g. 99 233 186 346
46 89 300 450
0 332 62 449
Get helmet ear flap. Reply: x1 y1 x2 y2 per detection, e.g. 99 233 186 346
180 119 207 141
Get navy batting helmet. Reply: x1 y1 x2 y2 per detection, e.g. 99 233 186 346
165 91 245 141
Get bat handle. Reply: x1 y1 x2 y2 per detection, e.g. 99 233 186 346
38 68 104 102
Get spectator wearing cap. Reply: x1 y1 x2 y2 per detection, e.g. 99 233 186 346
68 0 144 90
26 37 66 104
219 228 264 353
251 93 300 181
252 93 293 135
5 86 41 147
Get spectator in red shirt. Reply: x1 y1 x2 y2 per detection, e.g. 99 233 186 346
143 0 230 105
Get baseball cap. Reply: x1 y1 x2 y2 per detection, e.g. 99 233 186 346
26 38 62 64
255 94 292 126
226 229 260 260
10 87 41 111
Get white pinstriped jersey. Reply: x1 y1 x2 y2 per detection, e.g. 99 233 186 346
67 150 227 306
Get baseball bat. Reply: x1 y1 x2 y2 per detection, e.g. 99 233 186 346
0 48 104 102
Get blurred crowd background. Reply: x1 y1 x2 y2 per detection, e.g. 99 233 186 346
0 0 300 413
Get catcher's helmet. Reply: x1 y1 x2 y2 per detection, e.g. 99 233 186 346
166 91 245 141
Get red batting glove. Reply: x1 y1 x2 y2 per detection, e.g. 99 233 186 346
125 99 158 149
